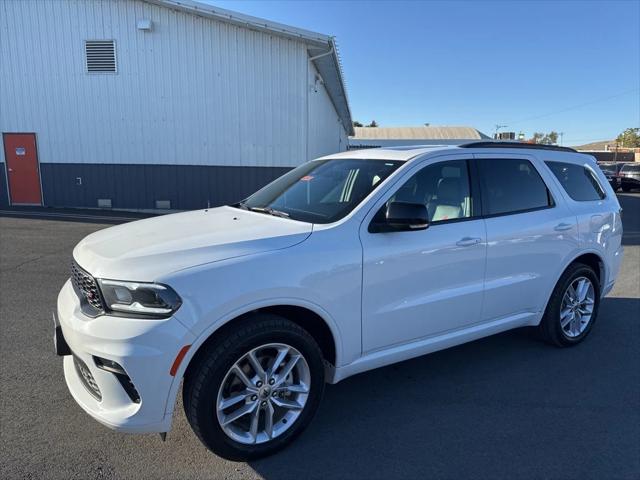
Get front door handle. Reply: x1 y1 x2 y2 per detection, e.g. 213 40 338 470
456 237 481 247
554 222 573 231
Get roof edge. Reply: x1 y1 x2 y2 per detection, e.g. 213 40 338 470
145 0 330 45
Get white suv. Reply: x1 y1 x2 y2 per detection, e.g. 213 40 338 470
55 142 623 460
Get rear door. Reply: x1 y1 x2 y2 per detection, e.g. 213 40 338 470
545 158 623 292
360 155 487 352
474 154 578 322
3 133 42 205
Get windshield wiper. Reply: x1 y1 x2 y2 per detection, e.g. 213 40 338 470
234 201 249 210
231 201 289 218
248 206 290 218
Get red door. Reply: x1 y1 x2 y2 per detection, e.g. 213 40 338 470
3 133 42 205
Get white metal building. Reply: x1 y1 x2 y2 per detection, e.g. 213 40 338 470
0 0 353 210
349 126 490 149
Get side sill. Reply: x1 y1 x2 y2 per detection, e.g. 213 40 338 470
330 312 536 384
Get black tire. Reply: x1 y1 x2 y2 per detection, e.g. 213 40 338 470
183 314 325 461
539 262 601 347
622 186 632 192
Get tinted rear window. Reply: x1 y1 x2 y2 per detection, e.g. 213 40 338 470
477 158 553 216
546 161 606 201
622 164 640 173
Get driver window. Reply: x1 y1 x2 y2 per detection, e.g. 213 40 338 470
388 160 473 223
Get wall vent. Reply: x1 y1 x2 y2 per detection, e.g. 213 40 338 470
97 199 112 208
85 40 117 74
155 200 171 210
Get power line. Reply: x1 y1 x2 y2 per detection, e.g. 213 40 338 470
505 88 639 126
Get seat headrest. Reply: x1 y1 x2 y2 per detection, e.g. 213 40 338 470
437 178 461 204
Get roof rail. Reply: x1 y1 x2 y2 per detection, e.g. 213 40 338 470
459 141 577 153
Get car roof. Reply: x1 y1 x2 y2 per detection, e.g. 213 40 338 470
319 142 589 163
318 145 459 161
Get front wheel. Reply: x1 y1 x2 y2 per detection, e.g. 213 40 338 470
183 314 325 460
539 263 600 347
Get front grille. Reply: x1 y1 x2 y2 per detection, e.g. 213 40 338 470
73 355 102 401
71 261 104 314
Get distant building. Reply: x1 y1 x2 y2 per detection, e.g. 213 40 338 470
573 140 637 163
573 140 617 152
494 132 516 140
1 0 352 210
348 126 490 149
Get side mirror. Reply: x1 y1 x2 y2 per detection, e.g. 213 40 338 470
369 201 429 233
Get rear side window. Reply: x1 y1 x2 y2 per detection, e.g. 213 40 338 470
477 158 553 216
545 161 606 201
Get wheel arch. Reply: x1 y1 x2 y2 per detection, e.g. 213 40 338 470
161 300 342 427
183 304 339 381
569 252 605 287
540 250 606 324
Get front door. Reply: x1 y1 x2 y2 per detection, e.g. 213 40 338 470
360 156 487 353
3 133 42 205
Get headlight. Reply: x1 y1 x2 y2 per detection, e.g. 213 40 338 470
97 279 182 318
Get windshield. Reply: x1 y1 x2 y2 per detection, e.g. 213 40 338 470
236 159 403 224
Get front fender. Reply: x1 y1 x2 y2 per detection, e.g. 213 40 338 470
161 296 344 422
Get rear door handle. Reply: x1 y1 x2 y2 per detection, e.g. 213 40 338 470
456 237 481 247
554 222 573 231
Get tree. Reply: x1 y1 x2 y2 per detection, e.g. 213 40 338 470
367 120 378 127
531 131 559 145
353 120 363 127
616 128 640 148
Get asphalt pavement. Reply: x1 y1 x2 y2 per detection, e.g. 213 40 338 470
1 194 639 479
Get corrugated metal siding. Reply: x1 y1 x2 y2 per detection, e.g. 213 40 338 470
40 163 290 210
0 0 346 170
308 61 347 158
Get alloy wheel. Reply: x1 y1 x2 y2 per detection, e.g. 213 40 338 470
560 276 595 338
216 343 311 445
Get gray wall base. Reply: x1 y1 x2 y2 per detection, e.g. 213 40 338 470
32 163 291 211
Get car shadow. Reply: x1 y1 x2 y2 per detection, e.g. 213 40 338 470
249 296 640 480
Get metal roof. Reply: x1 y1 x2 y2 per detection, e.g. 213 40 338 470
146 0 353 134
351 126 490 140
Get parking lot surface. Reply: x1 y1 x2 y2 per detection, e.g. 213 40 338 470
1 194 639 480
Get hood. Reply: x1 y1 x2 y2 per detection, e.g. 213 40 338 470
73 206 312 281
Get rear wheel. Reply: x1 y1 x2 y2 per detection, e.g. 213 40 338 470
622 185 632 192
539 263 600 347
183 314 325 460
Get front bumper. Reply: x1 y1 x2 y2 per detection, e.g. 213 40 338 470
57 279 195 433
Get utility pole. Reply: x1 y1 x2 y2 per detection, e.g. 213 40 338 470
559 132 564 146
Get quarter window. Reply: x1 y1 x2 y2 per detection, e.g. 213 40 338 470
545 161 606 201
387 160 474 223
477 158 553 216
